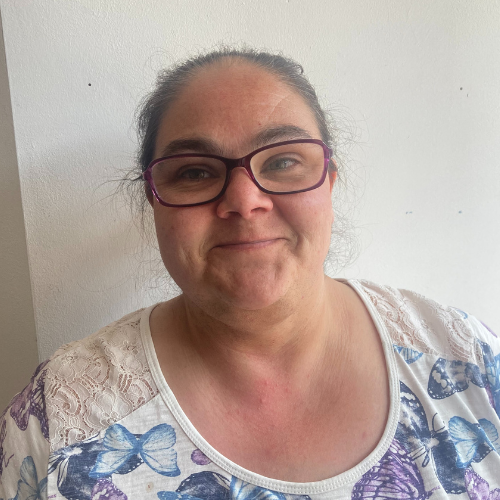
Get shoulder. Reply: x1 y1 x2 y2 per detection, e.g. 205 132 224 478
351 279 500 365
0 308 161 494
42 307 159 451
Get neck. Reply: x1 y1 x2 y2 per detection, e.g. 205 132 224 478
171 276 350 393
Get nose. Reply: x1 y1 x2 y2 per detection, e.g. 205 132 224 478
216 166 274 219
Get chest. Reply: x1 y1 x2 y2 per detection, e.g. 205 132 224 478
185 360 390 482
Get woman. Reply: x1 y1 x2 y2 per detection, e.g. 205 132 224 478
1 48 499 500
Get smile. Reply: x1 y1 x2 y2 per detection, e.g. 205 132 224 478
214 239 282 250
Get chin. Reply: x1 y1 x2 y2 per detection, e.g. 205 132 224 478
222 293 285 312
209 269 295 312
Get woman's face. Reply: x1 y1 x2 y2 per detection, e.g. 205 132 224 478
150 61 336 312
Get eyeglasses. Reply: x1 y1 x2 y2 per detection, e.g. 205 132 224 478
143 139 334 207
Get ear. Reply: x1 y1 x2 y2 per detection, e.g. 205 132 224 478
328 160 338 193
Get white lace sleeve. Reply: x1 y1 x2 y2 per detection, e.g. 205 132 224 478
44 308 158 451
358 280 481 363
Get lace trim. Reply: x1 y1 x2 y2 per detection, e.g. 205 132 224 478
359 280 481 364
44 308 158 451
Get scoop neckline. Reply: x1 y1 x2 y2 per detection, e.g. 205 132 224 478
139 278 400 495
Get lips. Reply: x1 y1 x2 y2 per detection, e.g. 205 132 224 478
213 238 283 249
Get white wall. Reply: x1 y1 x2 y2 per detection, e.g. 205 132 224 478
1 0 499 362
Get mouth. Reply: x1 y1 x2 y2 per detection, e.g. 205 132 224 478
213 238 283 250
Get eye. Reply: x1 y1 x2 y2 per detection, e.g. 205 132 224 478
179 167 214 180
264 157 298 171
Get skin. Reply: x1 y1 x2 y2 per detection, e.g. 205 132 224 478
148 59 390 482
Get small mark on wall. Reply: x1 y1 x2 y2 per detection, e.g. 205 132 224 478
88 83 91 86
406 211 413 215
459 210 462 214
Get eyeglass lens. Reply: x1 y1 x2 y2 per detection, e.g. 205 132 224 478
150 142 326 206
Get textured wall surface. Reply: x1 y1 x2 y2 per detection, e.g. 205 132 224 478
0 0 499 362
0 11 38 409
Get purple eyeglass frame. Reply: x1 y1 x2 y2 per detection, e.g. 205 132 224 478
143 138 334 208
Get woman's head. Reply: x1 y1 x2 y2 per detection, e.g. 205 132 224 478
129 48 356 297
147 58 336 312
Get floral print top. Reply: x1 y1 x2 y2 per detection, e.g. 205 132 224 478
1 280 499 500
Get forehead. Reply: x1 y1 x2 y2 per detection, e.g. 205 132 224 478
154 60 321 157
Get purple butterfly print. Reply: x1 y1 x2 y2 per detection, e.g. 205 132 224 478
351 438 438 499
191 449 211 465
0 417 14 477
91 479 128 500
9 360 50 439
465 468 500 500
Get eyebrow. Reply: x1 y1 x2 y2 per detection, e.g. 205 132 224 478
157 125 314 159
158 138 224 158
252 125 313 149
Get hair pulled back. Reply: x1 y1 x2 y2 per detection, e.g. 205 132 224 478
136 47 335 174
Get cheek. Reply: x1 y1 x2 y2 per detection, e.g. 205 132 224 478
153 206 209 268
283 189 333 245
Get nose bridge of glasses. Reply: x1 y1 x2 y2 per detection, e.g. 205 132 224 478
225 156 256 181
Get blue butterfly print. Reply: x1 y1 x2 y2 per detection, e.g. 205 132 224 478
12 456 47 500
90 423 180 478
158 472 311 500
229 477 286 499
158 493 203 500
479 340 500 418
448 416 499 468
393 345 423 364
48 435 121 500
165 471 231 500
230 476 310 500
452 308 469 320
396 381 468 494
427 358 484 399
351 438 438 499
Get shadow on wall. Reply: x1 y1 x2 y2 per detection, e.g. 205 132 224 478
0 12 39 410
